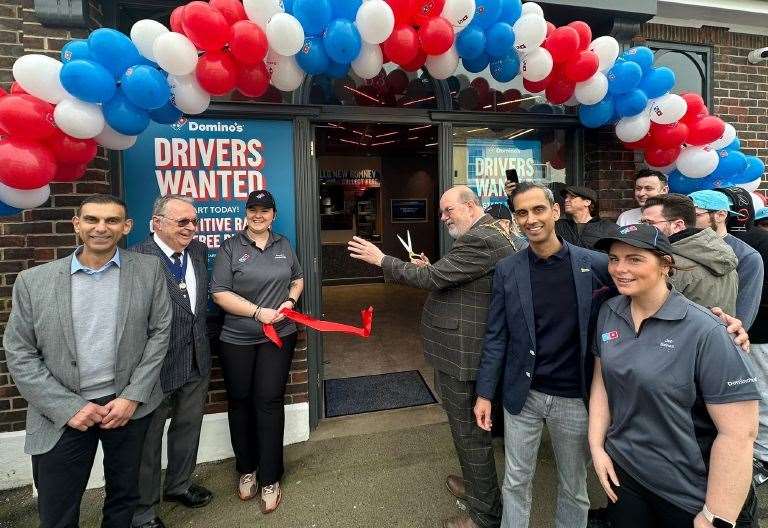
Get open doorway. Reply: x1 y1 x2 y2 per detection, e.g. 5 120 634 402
315 122 440 419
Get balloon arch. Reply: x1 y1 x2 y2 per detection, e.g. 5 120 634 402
0 0 764 214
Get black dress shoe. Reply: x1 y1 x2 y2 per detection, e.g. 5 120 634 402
163 484 213 508
134 518 166 528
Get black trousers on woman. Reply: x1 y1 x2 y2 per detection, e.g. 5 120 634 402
219 332 297 486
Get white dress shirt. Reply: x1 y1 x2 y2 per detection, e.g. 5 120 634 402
153 233 197 314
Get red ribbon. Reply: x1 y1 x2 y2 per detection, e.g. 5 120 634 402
263 306 374 347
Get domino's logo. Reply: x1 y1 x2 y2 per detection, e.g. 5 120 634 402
602 330 620 342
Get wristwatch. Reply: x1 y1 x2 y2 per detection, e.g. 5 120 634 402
702 504 735 528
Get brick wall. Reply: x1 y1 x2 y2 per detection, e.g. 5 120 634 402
590 23 768 219
0 1 308 432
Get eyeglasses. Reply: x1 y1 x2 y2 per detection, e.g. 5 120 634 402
156 214 198 227
440 201 470 217
639 218 672 227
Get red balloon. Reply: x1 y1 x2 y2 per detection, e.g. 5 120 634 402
523 76 550 93
386 0 416 25
687 115 726 146
0 137 57 190
0 94 57 140
10 82 27 95
564 50 599 82
46 132 97 165
170 5 186 34
649 122 689 149
182 1 232 51
680 92 708 124
382 24 419 66
0 86 6 98
209 0 247 25
623 134 652 150
401 48 427 71
545 76 575 104
567 21 592 50
644 145 682 167
237 61 270 98
54 163 88 182
386 69 410 94
230 21 269 65
418 17 454 55
412 0 445 25
544 26 580 63
545 22 555 37
196 50 239 95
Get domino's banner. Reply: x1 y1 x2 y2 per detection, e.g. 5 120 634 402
123 118 295 267
466 139 543 209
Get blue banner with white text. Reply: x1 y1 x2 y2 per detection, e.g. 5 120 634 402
466 139 542 209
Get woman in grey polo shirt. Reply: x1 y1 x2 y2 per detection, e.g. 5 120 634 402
588 224 759 528
211 190 303 514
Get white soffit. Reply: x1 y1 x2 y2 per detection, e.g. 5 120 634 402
653 0 768 36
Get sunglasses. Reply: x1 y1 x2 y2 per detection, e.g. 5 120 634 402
157 214 198 227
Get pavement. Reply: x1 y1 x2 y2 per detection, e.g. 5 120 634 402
1 411 766 528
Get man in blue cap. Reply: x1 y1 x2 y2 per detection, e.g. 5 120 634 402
689 190 764 330
755 207 768 231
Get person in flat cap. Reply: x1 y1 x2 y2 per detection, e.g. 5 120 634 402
555 185 616 249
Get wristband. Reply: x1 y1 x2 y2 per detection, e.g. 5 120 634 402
702 505 735 528
254 306 262 320
286 297 297 306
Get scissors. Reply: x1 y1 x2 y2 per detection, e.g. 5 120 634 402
396 229 419 260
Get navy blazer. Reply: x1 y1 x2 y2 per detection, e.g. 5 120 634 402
475 241 616 414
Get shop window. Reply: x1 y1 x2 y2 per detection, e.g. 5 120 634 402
648 42 712 106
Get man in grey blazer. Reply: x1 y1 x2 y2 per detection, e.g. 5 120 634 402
3 194 172 528
349 185 522 528
131 195 212 528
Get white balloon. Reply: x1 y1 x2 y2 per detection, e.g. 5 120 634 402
676 146 719 179
441 0 476 33
266 13 305 57
265 52 306 92
649 93 687 125
736 177 762 193
168 74 210 115
54 98 105 139
575 72 608 105
12 54 69 104
351 42 383 80
0 182 50 209
95 124 138 150
615 112 651 143
244 0 284 29
513 14 547 54
521 2 544 17
589 36 620 72
356 0 395 44
709 122 737 150
153 32 199 76
750 191 766 213
521 47 553 82
130 19 169 62
425 46 460 80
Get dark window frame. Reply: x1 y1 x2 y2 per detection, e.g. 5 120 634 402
646 40 713 108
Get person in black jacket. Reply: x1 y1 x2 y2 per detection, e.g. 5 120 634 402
556 186 617 249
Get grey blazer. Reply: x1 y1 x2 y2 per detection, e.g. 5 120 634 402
130 237 211 393
381 215 521 381
3 249 172 455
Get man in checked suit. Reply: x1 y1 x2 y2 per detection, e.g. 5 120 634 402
131 195 213 528
3 194 172 528
349 185 524 528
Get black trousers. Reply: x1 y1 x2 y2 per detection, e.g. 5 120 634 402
219 333 297 485
31 396 152 528
607 464 758 528
436 371 502 528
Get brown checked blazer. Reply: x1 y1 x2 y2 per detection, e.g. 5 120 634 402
382 214 522 381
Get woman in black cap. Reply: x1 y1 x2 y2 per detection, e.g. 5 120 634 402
211 189 303 514
588 224 759 528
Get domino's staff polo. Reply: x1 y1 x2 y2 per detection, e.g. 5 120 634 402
211 231 302 344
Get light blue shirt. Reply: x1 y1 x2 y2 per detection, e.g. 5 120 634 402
70 246 121 275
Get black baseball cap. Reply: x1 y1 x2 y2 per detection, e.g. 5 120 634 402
485 203 512 221
246 189 276 210
560 185 598 203
594 223 674 256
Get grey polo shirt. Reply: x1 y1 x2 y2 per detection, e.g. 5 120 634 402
595 289 760 514
211 231 303 345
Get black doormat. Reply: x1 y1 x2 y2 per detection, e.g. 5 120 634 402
324 370 437 418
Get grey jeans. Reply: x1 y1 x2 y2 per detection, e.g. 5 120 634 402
751 343 768 461
501 390 590 528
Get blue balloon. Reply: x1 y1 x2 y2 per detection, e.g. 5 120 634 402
498 0 522 24
456 25 486 60
329 0 361 20
579 98 615 128
103 91 150 135
60 59 116 104
473 0 503 29
88 28 142 78
283 0 294 12
615 89 648 117
149 101 183 124
323 19 362 64
485 22 515 57
668 169 708 194
296 37 330 75
607 59 643 95
0 200 22 216
709 149 748 181
293 0 333 36
325 60 350 79
734 156 766 183
638 66 676 99
61 40 92 64
463 52 490 73
621 46 654 72
726 137 742 151
120 65 170 110
489 52 519 82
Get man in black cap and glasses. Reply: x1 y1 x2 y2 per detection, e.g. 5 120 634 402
556 186 615 249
